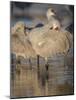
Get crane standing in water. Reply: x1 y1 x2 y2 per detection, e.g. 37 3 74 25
28 8 73 71
11 22 36 70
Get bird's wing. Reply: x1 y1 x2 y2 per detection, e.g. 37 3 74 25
38 41 46 47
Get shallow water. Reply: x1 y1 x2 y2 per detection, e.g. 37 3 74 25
10 53 74 98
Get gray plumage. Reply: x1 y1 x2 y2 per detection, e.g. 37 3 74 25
29 26 72 58
11 21 36 58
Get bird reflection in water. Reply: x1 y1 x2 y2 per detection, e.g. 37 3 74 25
37 64 49 96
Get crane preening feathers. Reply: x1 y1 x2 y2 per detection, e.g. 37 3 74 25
28 24 73 70
11 7 73 71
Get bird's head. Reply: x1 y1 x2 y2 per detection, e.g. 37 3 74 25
46 8 56 20
11 21 27 36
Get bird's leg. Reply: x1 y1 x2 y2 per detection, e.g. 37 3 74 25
29 58 32 70
17 58 21 65
64 53 67 67
11 54 16 80
37 55 40 70
45 57 49 71
63 54 66 73
16 56 21 75
64 54 65 67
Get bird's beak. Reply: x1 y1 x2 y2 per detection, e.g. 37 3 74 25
26 27 33 30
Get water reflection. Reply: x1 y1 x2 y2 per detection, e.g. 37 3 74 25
10 54 74 98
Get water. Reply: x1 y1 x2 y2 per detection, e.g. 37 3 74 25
10 53 74 98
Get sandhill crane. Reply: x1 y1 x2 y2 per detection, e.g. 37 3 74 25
11 21 36 69
27 8 73 70
28 24 73 70
46 8 61 30
46 7 73 31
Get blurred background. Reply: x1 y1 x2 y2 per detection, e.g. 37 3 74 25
10 1 74 32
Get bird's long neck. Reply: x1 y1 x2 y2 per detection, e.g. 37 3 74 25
47 15 57 22
17 31 27 45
